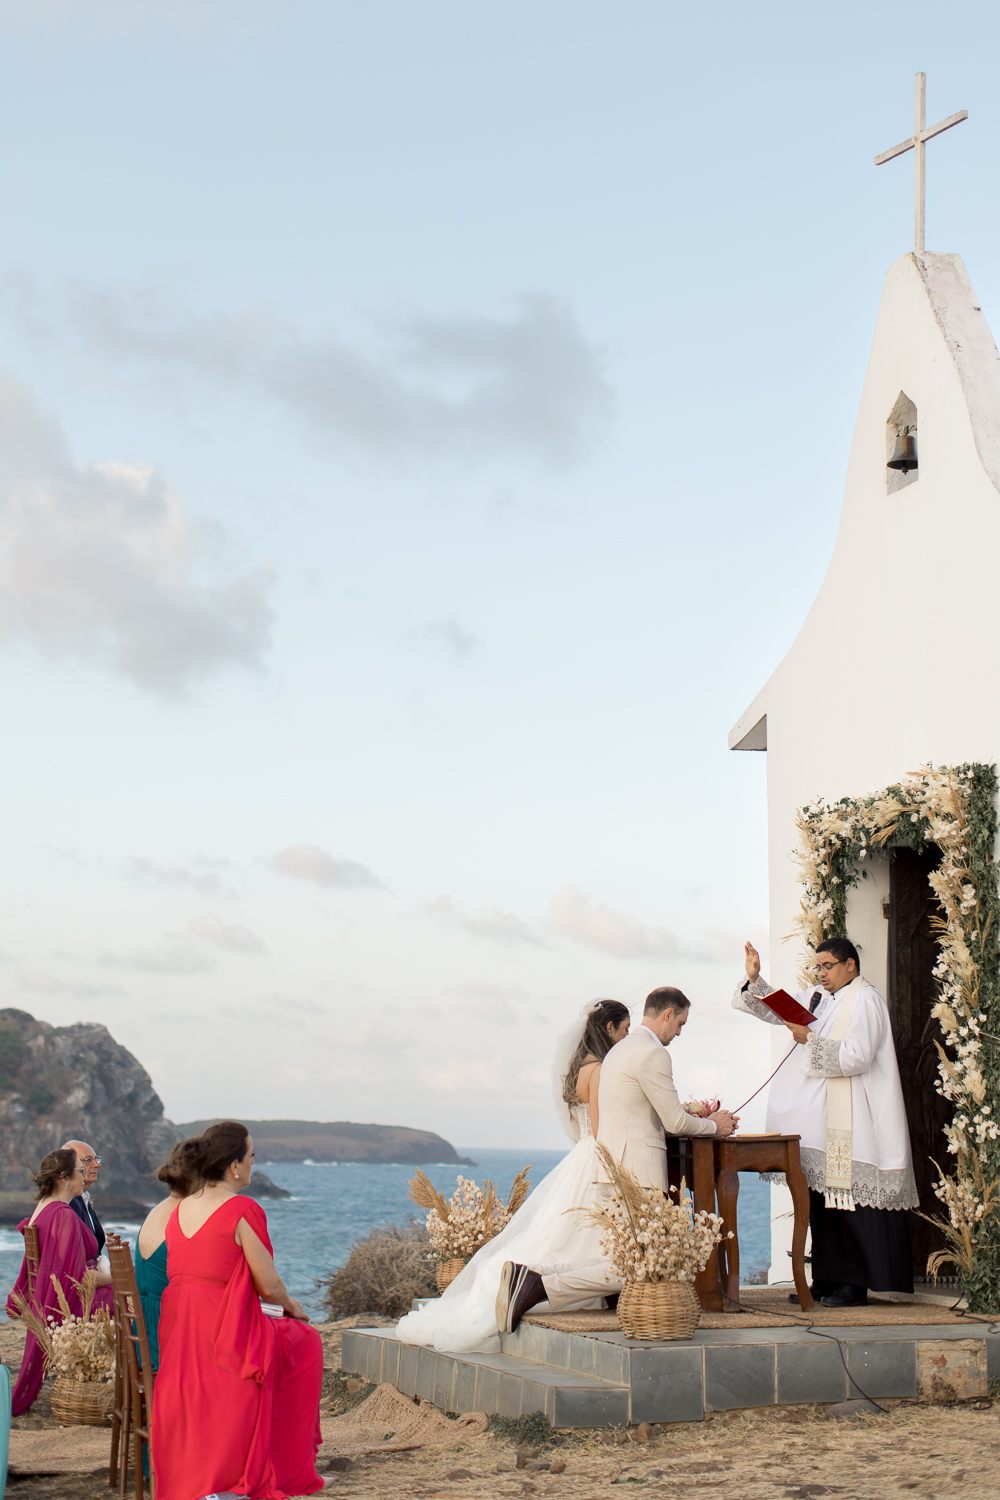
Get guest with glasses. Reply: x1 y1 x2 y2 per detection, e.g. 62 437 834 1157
62 1140 105 1255
5 1149 113 1414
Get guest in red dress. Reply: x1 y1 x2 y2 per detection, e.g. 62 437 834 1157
152 1122 325 1500
5 1148 114 1415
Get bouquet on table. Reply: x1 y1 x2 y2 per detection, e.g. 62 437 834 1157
682 1096 721 1118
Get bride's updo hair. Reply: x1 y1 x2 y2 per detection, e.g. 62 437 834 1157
31 1148 78 1201
562 999 630 1103
173 1121 250 1185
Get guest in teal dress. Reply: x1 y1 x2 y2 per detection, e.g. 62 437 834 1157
135 1147 196 1369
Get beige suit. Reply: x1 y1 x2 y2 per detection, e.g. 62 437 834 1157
596 1024 716 1189
537 1025 717 1314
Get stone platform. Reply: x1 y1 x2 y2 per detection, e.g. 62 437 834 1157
342 1316 1000 1427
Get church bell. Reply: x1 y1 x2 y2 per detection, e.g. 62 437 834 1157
887 430 918 473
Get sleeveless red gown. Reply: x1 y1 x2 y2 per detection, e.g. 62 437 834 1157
152 1196 323 1500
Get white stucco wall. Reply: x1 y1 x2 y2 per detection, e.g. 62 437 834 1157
731 251 1000 1280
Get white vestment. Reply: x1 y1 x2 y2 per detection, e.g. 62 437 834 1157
732 974 918 1211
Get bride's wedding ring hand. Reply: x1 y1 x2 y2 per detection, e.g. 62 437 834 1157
744 941 760 981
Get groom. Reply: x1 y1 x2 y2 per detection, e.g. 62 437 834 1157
495 986 738 1332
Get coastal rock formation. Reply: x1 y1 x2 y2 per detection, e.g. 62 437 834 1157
177 1119 474 1165
0 1008 290 1221
0 1007 179 1209
0 1008 465 1228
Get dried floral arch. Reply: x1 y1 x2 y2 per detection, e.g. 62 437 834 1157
790 763 1000 1313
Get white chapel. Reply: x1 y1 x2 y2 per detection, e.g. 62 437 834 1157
728 82 1000 1279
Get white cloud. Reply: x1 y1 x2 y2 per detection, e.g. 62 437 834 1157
451 980 524 1026
188 913 265 955
269 844 383 890
100 945 213 974
219 996 330 1031
18 968 123 999
424 895 545 948
417 1058 507 1096
0 367 272 694
414 618 479 660
122 856 237 898
8 279 612 469
549 885 745 964
458 996 517 1026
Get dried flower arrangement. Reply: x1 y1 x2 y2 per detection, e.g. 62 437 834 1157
682 1097 721 1119
11 1271 115 1382
572 1145 725 1285
408 1168 532 1264
790 762 1000 1312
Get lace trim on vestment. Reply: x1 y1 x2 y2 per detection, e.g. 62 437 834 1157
760 1146 920 1210
804 1035 845 1077
735 976 777 1022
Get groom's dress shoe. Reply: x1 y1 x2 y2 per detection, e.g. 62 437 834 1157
820 1283 868 1308
495 1261 546 1334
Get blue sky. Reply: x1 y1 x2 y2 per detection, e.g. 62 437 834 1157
0 1 995 1148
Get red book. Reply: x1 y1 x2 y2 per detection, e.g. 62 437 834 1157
758 988 818 1027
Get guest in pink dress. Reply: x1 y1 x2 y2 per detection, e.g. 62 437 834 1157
5 1149 114 1415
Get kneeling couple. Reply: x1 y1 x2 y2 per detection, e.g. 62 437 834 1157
396 987 738 1355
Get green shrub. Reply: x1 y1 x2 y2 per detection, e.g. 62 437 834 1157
486 1411 560 1448
318 1221 437 1319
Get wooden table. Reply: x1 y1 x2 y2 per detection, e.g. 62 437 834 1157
667 1133 813 1312
710 1133 813 1312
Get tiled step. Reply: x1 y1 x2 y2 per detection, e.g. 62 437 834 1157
342 1320 1000 1428
341 1328 630 1428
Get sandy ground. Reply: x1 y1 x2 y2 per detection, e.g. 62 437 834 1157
3 1317 998 1499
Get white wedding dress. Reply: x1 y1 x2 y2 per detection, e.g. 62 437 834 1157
395 1103 609 1354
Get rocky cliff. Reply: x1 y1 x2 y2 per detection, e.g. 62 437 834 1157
0 1008 179 1203
0 1009 290 1223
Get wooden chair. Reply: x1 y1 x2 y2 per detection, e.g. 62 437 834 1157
106 1234 128 1493
22 1223 40 1303
107 1236 156 1499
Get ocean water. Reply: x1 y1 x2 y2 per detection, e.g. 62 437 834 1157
0 1150 772 1319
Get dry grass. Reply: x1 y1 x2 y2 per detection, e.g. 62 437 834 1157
407 1170 454 1221
318 1223 437 1320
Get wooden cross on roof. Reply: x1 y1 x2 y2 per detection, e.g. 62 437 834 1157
875 72 967 253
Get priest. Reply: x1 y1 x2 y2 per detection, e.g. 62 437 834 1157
734 939 916 1308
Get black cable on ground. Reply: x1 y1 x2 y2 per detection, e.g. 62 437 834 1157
718 1291 891 1414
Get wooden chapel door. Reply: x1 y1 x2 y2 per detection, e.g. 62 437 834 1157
888 845 952 1275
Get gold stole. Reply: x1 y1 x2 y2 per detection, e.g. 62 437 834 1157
824 975 866 1211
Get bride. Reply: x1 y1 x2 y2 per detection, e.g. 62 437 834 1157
395 998 630 1354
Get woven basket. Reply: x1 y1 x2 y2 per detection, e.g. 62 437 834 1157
435 1258 467 1294
50 1374 114 1427
616 1280 700 1341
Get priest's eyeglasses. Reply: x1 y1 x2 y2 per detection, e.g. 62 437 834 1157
816 961 845 974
